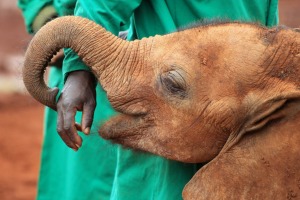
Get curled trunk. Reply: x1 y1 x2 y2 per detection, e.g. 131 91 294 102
23 16 142 110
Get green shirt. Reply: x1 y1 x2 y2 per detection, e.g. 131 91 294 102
19 0 279 199
63 1 278 200
62 1 278 199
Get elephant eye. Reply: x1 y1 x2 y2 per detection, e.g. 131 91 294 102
160 70 187 98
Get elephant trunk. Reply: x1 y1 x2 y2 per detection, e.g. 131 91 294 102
23 16 143 110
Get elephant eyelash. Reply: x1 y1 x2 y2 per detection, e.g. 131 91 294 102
160 70 187 99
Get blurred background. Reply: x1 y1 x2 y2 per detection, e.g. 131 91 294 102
0 0 299 199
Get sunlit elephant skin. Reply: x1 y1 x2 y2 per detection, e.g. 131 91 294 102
23 16 300 199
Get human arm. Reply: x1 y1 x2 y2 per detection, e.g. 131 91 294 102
57 0 142 149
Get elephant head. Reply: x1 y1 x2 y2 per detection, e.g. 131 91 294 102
23 16 300 199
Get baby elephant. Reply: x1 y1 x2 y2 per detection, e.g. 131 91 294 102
23 16 300 199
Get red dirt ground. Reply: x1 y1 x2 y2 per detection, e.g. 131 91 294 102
0 2 43 199
0 94 43 200
0 0 299 199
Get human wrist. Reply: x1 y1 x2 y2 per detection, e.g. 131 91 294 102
67 70 97 88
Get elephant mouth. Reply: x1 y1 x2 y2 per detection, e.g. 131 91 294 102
99 111 152 145
99 98 154 146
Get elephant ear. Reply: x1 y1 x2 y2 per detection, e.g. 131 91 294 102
182 85 300 199
243 98 288 132
220 85 300 153
243 90 300 133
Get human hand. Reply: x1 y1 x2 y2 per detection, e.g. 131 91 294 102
57 70 97 150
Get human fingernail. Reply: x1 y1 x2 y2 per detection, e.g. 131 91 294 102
75 144 81 148
84 127 90 135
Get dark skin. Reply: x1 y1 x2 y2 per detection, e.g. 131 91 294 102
56 70 96 150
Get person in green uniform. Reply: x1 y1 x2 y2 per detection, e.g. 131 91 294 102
18 1 117 199
20 0 279 199
59 1 278 199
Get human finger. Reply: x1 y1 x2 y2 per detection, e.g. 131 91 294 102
81 101 96 135
57 109 78 150
63 107 82 148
